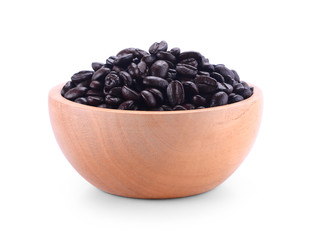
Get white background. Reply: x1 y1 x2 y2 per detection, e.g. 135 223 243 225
1 0 308 239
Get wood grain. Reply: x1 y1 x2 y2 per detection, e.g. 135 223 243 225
48 83 263 199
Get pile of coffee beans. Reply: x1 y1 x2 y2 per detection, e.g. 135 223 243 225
61 41 253 111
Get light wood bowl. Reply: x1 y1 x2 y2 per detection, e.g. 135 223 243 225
48 83 263 199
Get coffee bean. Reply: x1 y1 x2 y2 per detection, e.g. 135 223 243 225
143 76 169 89
237 87 253 99
180 58 198 68
162 105 173 111
199 62 215 72
194 75 218 93
64 86 88 100
214 64 235 80
228 93 244 103
118 100 136 110
122 86 140 101
198 71 210 76
148 88 164 105
86 89 102 96
173 105 187 111
87 96 104 106
197 106 205 109
182 103 196 110
97 103 108 108
74 97 88 105
167 80 185 107
210 92 228 107
92 67 111 81
156 51 177 63
71 71 94 83
135 61 148 79
89 80 103 89
91 62 104 71
61 81 75 96
170 47 180 57
119 71 133 87
106 56 116 68
167 69 177 79
192 95 207 106
149 41 168 54
179 51 202 63
105 95 122 106
142 54 157 66
141 90 157 107
241 81 249 88
176 63 198 77
108 87 123 98
104 72 121 89
150 60 169 78
232 70 240 82
182 81 199 96
114 53 134 67
150 107 164 111
217 82 233 94
210 72 225 83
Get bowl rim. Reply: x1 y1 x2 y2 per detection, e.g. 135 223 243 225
49 82 262 115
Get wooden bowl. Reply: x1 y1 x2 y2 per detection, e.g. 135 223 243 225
48 83 263 199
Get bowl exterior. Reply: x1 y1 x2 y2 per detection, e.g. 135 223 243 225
49 84 263 199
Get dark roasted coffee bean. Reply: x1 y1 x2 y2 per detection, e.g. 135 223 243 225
148 88 164 105
142 55 157 66
112 65 124 73
201 56 209 63
114 53 134 67
250 86 254 92
179 51 202 63
91 62 104 71
210 72 225 83
232 70 240 82
97 103 108 108
106 56 116 67
103 87 110 96
182 103 196 110
228 93 244 103
135 61 148 79
141 90 157 107
198 71 210 76
210 92 228 107
176 63 198 77
86 89 102 96
192 95 207 106
170 47 180 57
237 87 253 99
156 51 177 63
118 100 136 110
165 60 176 69
119 71 133 87
92 67 111 81
233 83 245 93
162 105 173 111
87 96 104 106
61 81 75 96
197 106 205 109
121 86 140 101
64 87 88 100
194 75 218 93
143 76 169 89
105 94 122 106
89 80 103 89
199 62 215 72
217 82 233 94
108 87 123 98
173 105 187 111
150 60 169 78
214 65 235 80
182 81 199 96
71 71 94 83
149 41 168 54
241 81 249 88
74 97 88 105
116 48 136 57
104 72 121 89
134 48 149 58
167 68 177 79
76 79 91 87
167 80 185 107
224 75 235 85
180 58 198 68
